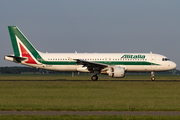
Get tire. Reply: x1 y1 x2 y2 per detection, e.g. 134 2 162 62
91 75 98 81
151 77 155 81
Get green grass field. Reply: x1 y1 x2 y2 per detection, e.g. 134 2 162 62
1 115 180 120
0 74 180 111
0 74 180 80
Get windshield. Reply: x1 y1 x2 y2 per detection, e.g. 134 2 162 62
162 58 170 61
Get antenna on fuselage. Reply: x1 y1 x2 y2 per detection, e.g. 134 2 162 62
150 51 152 54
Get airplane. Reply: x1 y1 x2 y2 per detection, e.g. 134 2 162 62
4 26 177 81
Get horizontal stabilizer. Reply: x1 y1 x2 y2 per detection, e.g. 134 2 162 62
4 55 27 63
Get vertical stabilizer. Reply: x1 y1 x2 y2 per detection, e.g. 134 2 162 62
8 26 42 64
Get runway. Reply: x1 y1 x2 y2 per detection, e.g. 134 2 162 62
0 111 180 115
1 80 180 82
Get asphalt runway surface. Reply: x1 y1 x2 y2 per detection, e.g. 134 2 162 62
1 80 180 82
0 111 180 115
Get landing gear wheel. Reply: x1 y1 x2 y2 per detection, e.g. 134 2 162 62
151 71 155 81
91 75 98 81
151 77 155 81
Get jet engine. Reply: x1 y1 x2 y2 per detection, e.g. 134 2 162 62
108 66 125 78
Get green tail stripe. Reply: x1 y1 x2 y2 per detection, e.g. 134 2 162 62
8 26 20 57
8 26 43 61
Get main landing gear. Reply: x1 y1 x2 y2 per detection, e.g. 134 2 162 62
91 74 98 81
151 71 155 81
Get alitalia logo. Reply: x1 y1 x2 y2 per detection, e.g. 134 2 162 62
121 55 145 59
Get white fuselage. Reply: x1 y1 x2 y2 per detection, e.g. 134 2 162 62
12 52 176 73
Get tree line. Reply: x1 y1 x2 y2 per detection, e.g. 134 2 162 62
0 66 67 74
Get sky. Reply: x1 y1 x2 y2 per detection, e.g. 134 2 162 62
1 0 180 69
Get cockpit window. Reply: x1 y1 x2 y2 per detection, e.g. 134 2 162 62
162 58 170 61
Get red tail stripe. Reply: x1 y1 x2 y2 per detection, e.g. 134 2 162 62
19 43 37 64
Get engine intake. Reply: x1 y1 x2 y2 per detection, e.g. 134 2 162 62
108 66 125 78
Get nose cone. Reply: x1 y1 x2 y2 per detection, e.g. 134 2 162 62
171 62 177 69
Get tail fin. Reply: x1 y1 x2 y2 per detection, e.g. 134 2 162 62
8 26 42 64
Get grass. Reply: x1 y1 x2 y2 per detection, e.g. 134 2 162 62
1 115 180 120
0 74 180 111
0 74 180 80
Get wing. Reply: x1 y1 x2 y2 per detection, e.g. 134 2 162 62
74 59 108 73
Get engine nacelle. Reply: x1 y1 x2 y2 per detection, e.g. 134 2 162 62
108 66 125 78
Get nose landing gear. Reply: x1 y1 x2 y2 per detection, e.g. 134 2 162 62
151 71 155 81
